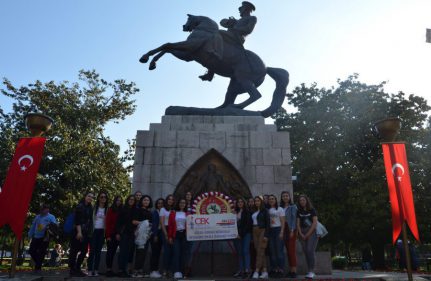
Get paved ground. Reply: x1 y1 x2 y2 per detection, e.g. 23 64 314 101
1 270 431 281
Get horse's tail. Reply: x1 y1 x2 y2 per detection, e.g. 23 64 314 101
260 67 289 118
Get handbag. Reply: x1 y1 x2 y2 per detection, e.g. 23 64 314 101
316 221 328 238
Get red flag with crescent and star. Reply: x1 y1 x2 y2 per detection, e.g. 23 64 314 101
0 137 46 239
382 143 419 244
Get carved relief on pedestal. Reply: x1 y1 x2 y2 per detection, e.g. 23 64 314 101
174 149 252 200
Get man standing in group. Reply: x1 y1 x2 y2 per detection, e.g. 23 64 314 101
28 204 57 274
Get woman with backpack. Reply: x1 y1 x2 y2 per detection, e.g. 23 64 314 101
297 194 318 280
105 195 123 277
68 192 94 277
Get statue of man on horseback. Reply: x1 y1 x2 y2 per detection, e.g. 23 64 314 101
139 2 289 118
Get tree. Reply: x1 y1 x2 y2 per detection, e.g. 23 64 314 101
0 70 139 240
273 74 431 268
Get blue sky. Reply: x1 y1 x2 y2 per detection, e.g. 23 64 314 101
1 0 430 154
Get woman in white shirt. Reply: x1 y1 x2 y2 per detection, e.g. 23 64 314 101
268 194 285 277
167 198 188 279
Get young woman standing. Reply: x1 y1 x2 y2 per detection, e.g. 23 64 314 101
251 196 270 279
69 192 94 277
247 197 256 273
116 195 136 278
160 194 175 276
233 198 252 278
87 191 109 276
150 198 165 278
168 198 189 279
297 194 318 280
281 191 297 278
105 196 123 277
268 194 285 277
132 195 153 277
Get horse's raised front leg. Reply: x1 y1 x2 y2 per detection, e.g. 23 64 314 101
139 43 169 64
149 51 166 70
232 79 262 109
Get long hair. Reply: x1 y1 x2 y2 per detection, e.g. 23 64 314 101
254 196 265 211
154 198 165 210
235 197 247 213
164 194 175 211
268 194 278 209
125 195 136 209
95 191 109 213
175 198 187 212
139 195 153 209
79 191 94 205
297 194 314 211
280 191 293 208
110 195 123 212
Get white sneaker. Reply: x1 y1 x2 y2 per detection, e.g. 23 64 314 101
306 272 315 279
259 271 268 279
150 271 162 278
93 271 99 277
174 272 183 279
252 271 259 279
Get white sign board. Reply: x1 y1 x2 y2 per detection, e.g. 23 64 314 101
186 213 238 241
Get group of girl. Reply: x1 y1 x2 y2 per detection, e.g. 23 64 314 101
68 190 319 280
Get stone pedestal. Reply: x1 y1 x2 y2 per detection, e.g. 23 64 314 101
132 115 292 198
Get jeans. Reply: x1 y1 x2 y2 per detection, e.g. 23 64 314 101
69 233 90 271
118 233 135 272
299 226 318 272
162 231 174 272
87 229 105 271
29 238 49 270
234 233 251 272
268 227 285 270
134 241 150 271
150 233 163 271
106 234 120 269
172 231 187 273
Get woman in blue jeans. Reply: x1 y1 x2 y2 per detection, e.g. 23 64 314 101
267 194 285 277
233 198 253 278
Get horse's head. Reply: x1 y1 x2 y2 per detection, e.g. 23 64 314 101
183 14 198 32
183 14 218 33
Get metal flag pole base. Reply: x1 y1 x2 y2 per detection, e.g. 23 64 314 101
9 238 20 278
401 222 413 281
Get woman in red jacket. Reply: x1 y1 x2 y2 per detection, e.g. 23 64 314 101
105 196 123 277
168 198 189 279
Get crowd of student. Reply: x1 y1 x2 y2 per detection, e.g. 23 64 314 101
28 190 320 279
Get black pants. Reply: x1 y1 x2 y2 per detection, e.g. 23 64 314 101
29 238 49 270
134 241 150 271
68 233 90 271
106 234 120 269
150 233 163 271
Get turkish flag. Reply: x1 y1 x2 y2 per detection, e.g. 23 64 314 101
0 137 46 240
382 143 420 243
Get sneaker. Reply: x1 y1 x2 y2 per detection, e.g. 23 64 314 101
259 271 268 279
233 271 242 278
305 272 315 279
252 271 259 279
133 271 144 278
150 271 162 278
174 272 183 279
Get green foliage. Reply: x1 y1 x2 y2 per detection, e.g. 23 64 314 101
0 70 139 232
273 74 431 266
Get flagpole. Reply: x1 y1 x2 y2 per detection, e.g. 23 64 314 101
374 117 413 281
8 113 53 278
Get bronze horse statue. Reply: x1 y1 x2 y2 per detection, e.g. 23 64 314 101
140 15 289 117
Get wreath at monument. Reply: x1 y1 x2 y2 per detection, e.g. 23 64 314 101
192 191 234 215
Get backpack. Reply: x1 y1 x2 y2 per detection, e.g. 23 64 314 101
63 212 75 235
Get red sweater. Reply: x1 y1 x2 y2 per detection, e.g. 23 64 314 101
105 208 119 238
167 211 190 239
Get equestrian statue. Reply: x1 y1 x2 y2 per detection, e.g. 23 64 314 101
139 2 289 118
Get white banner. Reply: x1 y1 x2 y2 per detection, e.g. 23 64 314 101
186 213 238 241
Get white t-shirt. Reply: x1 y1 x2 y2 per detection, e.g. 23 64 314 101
175 211 187 231
269 207 284 228
94 207 106 229
160 207 171 226
252 211 260 226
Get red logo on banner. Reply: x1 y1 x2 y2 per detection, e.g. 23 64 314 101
382 143 419 243
0 137 46 239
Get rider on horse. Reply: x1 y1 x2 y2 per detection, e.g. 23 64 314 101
199 1 257 81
